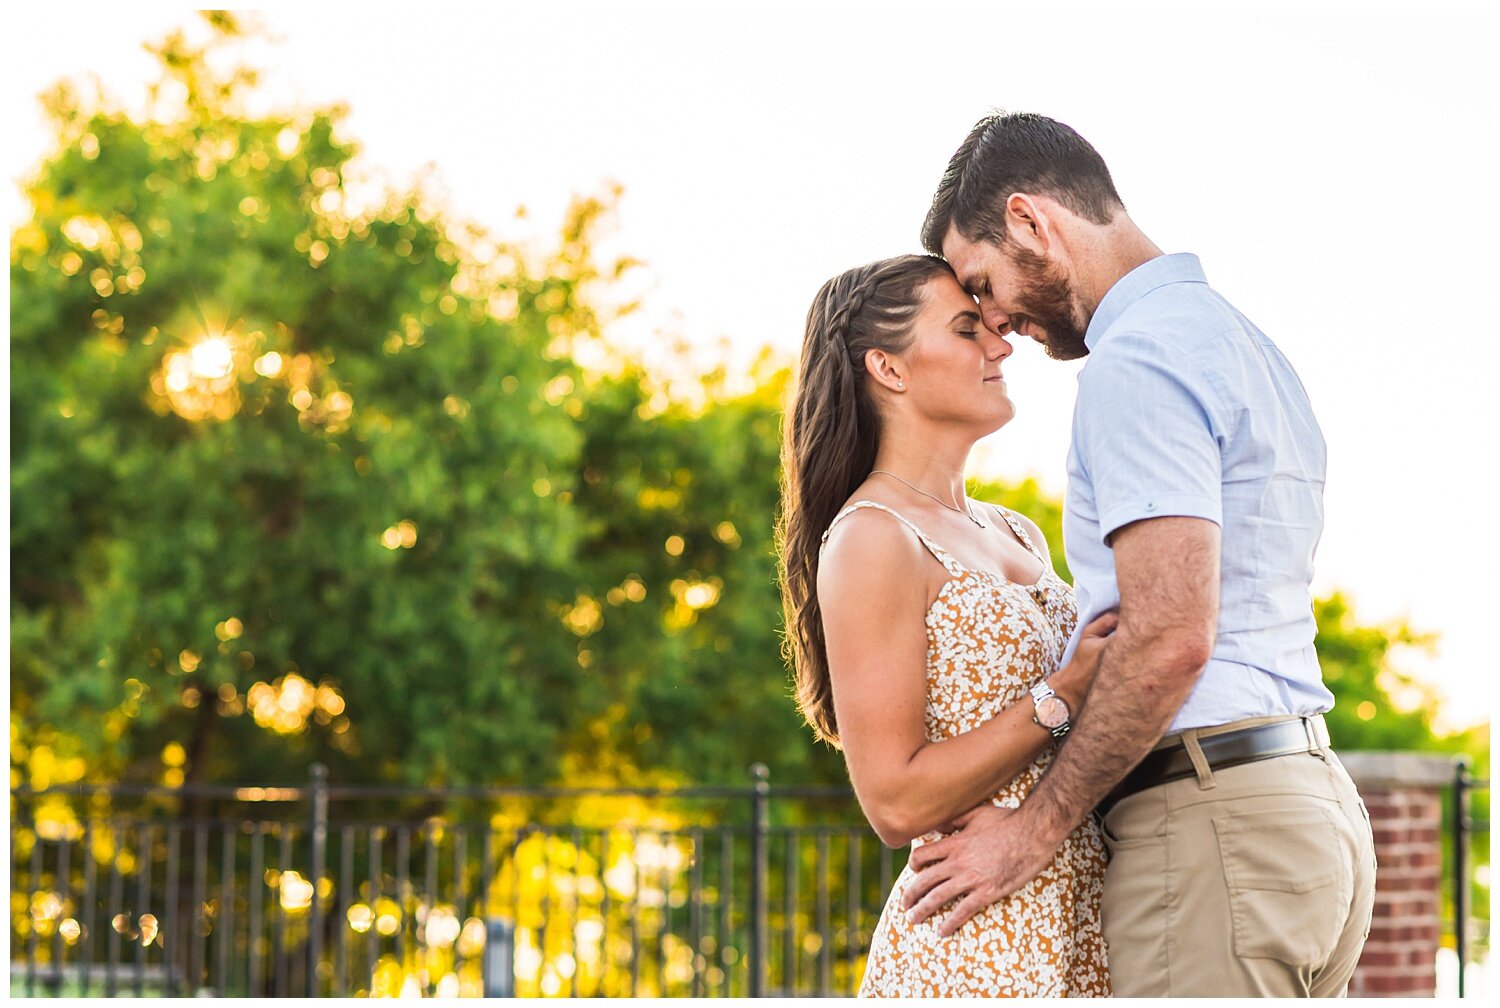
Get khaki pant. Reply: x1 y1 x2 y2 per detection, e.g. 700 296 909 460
1099 720 1377 997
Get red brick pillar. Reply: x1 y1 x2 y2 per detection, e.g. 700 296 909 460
1341 752 1455 998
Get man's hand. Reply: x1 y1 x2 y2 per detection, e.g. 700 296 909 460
899 803 1062 937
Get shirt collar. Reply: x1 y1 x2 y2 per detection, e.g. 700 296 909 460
1084 253 1208 351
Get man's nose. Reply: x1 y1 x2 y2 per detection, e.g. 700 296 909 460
979 298 1010 336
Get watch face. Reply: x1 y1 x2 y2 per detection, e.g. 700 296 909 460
1036 695 1069 729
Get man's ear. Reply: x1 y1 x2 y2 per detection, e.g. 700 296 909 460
865 349 905 392
1005 193 1054 255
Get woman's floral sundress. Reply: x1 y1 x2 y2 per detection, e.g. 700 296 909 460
821 500 1109 998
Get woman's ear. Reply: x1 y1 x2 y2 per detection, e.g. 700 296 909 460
865 349 905 392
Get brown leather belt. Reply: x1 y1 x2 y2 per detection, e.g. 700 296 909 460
1098 715 1330 817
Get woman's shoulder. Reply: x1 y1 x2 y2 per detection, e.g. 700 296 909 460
823 496 923 550
819 496 932 576
817 498 938 617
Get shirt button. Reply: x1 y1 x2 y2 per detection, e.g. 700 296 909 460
1144 502 1156 512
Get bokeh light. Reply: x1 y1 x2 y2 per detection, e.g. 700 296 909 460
152 333 242 421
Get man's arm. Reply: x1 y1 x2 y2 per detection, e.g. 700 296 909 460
901 514 1219 934
1023 514 1219 837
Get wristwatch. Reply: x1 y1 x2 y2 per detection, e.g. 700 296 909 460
1030 680 1072 738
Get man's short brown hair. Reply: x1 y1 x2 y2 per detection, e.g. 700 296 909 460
922 112 1125 254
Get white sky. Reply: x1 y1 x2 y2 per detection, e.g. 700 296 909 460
4 3 1496 732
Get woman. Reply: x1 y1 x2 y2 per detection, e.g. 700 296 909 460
778 254 1114 997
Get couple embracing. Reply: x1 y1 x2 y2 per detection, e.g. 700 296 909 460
778 113 1378 998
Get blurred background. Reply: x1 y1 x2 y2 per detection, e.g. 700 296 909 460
6 6 1491 999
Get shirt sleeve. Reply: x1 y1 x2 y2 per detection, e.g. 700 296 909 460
1075 329 1225 544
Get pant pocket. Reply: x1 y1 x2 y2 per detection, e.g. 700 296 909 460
1100 790 1168 849
1351 796 1376 940
1100 829 1169 997
1212 807 1347 967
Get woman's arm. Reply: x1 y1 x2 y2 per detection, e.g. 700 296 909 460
818 510 1107 848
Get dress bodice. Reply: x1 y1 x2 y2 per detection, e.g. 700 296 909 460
822 500 1079 803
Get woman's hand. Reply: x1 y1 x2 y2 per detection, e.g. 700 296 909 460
1050 610 1117 712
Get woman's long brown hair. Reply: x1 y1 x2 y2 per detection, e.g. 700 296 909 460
778 255 953 746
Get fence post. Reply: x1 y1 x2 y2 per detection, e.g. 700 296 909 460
1452 755 1470 999
309 764 329 996
483 918 515 997
18 785 38 997
748 763 769 998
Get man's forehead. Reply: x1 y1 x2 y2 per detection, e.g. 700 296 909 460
941 226 985 270
940 233 986 296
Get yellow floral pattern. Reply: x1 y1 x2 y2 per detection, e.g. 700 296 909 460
823 501 1109 998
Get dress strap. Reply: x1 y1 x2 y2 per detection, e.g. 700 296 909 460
992 505 1047 562
820 500 965 577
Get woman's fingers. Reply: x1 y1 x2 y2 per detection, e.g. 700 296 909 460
1083 609 1118 637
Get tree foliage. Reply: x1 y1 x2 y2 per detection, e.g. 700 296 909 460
12 17 594 789
9 16 1479 804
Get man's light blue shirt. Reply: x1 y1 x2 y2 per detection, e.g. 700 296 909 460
1060 253 1334 733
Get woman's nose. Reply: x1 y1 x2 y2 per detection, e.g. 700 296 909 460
983 329 1013 361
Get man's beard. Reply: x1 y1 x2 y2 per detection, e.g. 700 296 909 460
1006 244 1090 361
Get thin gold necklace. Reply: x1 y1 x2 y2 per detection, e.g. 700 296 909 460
870 470 986 528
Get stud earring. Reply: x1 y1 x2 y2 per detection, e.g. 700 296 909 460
896 380 905 389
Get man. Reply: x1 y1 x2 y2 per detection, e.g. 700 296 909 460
900 112 1376 997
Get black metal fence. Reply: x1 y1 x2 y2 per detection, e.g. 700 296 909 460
1452 758 1490 999
10 765 905 998
11 761 1491 998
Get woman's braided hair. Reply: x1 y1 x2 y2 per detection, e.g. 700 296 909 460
777 254 953 746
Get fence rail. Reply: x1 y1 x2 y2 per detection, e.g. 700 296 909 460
11 765 901 998
11 760 1491 997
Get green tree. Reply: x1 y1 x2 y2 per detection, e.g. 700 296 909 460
561 357 848 785
10 13 1480 803
1314 592 1442 750
10 15 597 790
7 15 849 797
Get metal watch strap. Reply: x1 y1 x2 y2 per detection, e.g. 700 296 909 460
1030 681 1070 738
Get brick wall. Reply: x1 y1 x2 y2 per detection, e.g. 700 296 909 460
1342 752 1456 998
